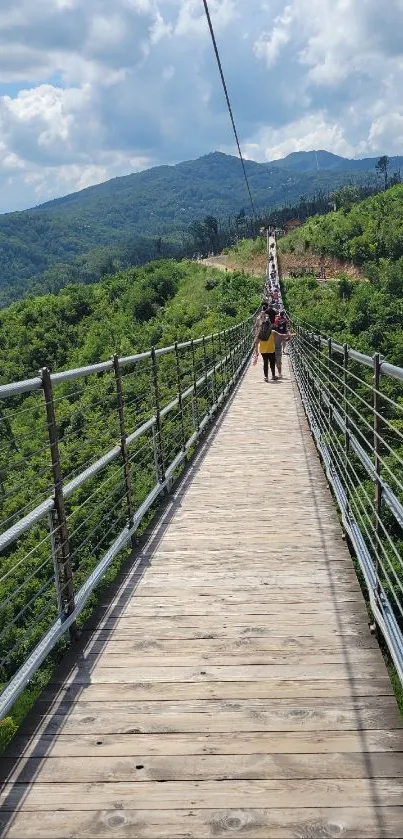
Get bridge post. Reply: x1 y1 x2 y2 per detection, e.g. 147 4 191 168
151 347 166 488
297 326 306 398
216 330 223 397
41 367 76 639
113 354 136 549
190 339 200 432
202 336 211 414
221 329 228 389
343 343 350 505
226 328 234 382
327 337 333 432
174 342 187 455
316 333 323 426
373 352 382 598
241 321 246 362
211 333 218 405
230 329 236 380
234 324 241 374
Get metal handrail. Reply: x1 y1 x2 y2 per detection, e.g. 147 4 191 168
0 315 254 717
289 324 403 684
299 326 403 381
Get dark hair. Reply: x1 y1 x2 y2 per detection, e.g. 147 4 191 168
261 301 268 311
280 310 285 317
267 307 277 324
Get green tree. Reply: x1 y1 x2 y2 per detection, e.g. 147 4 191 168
376 155 390 190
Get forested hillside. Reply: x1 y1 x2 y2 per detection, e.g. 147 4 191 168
282 186 403 365
0 259 260 384
279 185 403 266
0 150 389 306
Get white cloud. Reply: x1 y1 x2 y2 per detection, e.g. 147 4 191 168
150 12 172 43
366 113 403 154
174 0 238 37
0 0 402 211
244 114 356 162
254 6 294 67
162 65 175 81
0 84 93 160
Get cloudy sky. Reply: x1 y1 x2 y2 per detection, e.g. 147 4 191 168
0 0 402 212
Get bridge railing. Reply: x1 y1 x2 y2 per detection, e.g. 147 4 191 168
0 316 254 717
290 325 403 682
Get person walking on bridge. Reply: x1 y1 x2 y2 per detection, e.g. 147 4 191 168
254 307 283 382
275 310 289 354
254 301 269 340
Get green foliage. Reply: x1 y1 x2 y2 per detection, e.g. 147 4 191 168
281 186 403 364
376 155 390 190
228 236 266 266
284 261 403 365
279 185 403 267
0 151 392 307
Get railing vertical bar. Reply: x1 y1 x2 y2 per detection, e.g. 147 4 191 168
229 329 235 379
151 425 160 483
113 354 136 549
41 367 76 639
211 333 218 404
327 337 333 435
191 338 200 432
373 352 382 600
222 329 229 388
202 336 210 413
175 342 187 454
48 510 63 617
343 343 350 505
151 347 165 485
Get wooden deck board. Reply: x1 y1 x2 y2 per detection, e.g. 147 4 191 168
2 359 402 838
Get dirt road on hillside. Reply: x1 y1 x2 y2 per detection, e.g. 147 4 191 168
201 257 264 277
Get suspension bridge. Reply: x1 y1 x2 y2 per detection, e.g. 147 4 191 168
0 237 403 838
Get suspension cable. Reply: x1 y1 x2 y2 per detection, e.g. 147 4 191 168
202 0 257 220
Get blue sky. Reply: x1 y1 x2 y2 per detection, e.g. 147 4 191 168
0 0 402 213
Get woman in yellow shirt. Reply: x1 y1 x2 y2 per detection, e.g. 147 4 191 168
255 309 284 382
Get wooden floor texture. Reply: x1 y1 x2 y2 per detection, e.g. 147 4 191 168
1 359 403 838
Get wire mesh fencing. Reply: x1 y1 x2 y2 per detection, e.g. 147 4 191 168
0 317 254 716
290 326 403 682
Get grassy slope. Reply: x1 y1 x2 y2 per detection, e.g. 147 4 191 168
277 186 403 364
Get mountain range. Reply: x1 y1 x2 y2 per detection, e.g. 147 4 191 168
0 149 401 306
269 149 403 173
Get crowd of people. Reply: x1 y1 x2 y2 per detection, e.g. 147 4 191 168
253 233 292 382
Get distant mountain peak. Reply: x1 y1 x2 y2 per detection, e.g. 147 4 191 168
269 150 347 172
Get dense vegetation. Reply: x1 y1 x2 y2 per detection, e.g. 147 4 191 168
0 150 395 306
280 185 403 364
285 267 403 366
0 259 261 748
279 185 403 267
0 260 260 382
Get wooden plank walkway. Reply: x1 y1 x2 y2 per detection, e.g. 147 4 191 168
1 358 403 838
